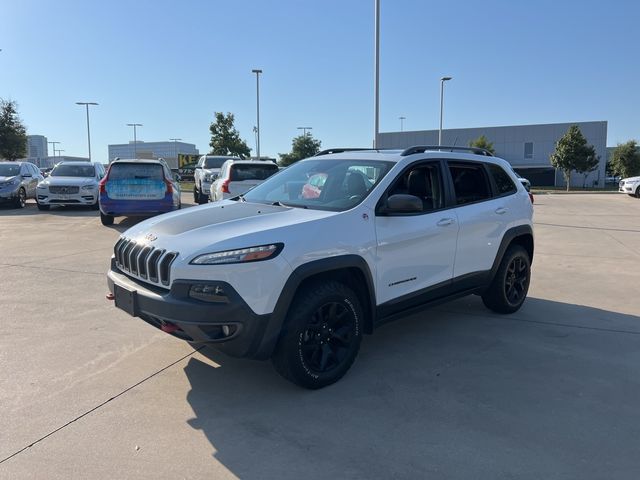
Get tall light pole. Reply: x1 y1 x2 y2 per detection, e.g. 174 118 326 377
75 102 98 161
126 123 143 158
54 149 65 157
439 76 452 146
374 0 380 148
48 141 59 157
251 69 262 160
297 126 313 136
169 138 182 163
399 116 406 132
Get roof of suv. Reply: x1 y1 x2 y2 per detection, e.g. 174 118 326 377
313 145 497 163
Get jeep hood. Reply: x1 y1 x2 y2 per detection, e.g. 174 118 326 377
122 200 336 250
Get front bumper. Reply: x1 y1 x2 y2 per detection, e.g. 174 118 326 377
37 190 97 205
619 183 639 194
107 264 278 359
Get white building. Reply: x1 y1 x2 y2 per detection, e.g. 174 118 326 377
27 135 49 166
108 141 199 169
377 121 608 187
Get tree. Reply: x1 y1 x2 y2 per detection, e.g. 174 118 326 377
549 125 599 191
469 135 495 155
209 112 251 158
279 133 321 166
609 140 640 179
0 99 28 161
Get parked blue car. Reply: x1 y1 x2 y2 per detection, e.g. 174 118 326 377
99 159 181 226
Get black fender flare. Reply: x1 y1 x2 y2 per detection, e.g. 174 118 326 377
255 255 377 359
488 224 534 282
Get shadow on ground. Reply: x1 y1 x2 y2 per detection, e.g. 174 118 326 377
183 296 640 479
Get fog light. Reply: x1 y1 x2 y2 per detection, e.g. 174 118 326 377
222 325 230 336
189 284 229 303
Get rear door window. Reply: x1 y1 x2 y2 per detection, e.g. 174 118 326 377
106 163 166 200
108 163 164 180
204 157 228 169
448 162 492 205
487 163 517 196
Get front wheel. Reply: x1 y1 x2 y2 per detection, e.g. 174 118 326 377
482 245 531 314
91 200 100 210
100 211 114 226
271 281 363 389
14 188 26 208
37 201 50 211
636 186 640 199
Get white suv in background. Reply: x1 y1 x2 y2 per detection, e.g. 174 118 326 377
193 155 240 204
209 159 279 202
107 146 534 389
619 176 640 197
37 161 105 210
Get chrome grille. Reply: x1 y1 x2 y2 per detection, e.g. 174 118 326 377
50 185 79 194
114 237 178 287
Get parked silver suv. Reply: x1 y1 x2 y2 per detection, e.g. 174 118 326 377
0 161 42 208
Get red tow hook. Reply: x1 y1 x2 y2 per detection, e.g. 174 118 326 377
161 322 180 333
106 292 115 301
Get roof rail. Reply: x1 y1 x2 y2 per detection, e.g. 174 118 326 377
400 145 494 157
315 148 377 156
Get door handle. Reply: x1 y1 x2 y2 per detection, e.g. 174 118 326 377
495 207 507 215
437 218 454 227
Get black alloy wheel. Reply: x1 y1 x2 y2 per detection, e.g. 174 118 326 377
272 281 363 389
482 244 531 314
504 256 529 307
301 301 356 374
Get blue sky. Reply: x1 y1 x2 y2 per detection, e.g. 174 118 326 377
1 0 638 160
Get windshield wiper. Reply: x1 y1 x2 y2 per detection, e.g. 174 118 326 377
272 201 307 209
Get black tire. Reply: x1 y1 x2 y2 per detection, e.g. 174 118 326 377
36 202 50 211
14 188 26 208
193 186 199 203
91 200 100 210
100 211 114 226
271 281 363 389
482 245 531 314
636 186 640 199
198 189 208 204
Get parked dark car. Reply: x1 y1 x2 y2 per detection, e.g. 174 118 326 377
0 161 43 208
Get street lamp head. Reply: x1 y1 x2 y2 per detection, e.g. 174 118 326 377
252 69 263 74
76 102 99 105
126 123 143 127
441 76 452 82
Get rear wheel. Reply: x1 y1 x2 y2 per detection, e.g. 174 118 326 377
193 186 199 203
271 281 363 389
14 188 26 208
482 245 531 314
636 186 640 198
100 211 114 226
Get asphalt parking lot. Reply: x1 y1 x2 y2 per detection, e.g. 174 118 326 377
1 193 639 479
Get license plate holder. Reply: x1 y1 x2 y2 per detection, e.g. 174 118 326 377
114 284 138 316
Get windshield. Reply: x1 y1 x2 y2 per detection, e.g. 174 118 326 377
0 164 21 176
108 163 164 180
242 158 393 211
204 157 232 169
231 163 279 181
51 164 95 177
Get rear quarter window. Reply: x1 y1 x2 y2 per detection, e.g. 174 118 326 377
487 163 517 196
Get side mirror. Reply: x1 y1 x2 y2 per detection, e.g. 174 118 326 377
383 194 423 213
195 165 202 170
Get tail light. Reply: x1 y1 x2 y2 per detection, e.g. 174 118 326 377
165 178 173 194
99 165 111 193
221 179 230 193
528 192 534 204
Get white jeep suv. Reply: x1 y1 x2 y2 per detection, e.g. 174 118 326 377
107 146 534 389
193 155 240 204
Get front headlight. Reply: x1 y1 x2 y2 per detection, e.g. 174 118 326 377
81 184 96 191
190 243 283 265
1 179 19 188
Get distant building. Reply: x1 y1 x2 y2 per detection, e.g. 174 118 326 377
26 135 48 167
108 141 199 169
377 121 608 187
